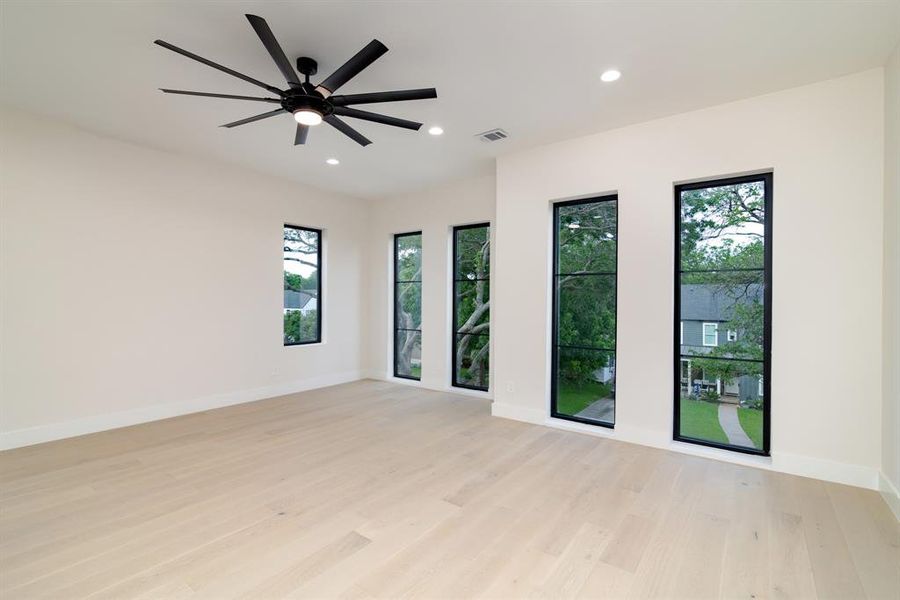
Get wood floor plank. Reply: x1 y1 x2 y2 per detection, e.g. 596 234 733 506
598 513 653 573
719 466 771 599
826 482 900 599
0 380 895 599
768 509 817 599
577 561 635 599
281 499 460 599
626 457 709 599
537 521 611 598
793 477 871 599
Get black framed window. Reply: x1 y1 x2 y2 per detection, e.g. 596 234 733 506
551 196 618 427
283 225 322 345
675 173 772 455
394 232 422 380
452 223 490 391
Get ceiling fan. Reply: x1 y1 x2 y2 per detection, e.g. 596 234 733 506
154 14 437 147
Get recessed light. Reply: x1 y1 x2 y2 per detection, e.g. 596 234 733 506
428 126 444 136
600 69 621 82
325 158 339 165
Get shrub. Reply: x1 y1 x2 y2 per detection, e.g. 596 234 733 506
700 389 720 403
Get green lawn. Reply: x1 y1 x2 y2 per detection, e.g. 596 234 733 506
680 399 764 450
557 381 611 415
737 407 764 450
679 399 729 444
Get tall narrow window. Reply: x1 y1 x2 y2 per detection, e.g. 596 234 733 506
283 225 321 345
675 173 771 455
452 223 491 391
394 232 422 380
551 196 618 427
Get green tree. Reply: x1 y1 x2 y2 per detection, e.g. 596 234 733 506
680 182 764 269
284 270 318 293
454 227 491 386
284 310 317 344
396 235 422 373
681 182 765 400
284 272 304 292
555 201 617 387
283 227 319 343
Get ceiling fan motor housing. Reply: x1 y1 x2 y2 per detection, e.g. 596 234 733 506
283 86 332 117
285 58 330 116
296 56 317 78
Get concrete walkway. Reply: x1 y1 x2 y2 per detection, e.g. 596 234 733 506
574 398 615 423
717 403 754 448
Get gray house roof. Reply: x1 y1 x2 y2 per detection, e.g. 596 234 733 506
681 283 762 321
284 290 314 309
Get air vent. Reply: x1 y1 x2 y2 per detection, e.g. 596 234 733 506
476 128 509 142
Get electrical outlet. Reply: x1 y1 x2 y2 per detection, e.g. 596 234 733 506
505 381 515 393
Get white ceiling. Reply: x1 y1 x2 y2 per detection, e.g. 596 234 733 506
2 1 898 200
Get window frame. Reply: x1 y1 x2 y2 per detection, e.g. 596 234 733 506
673 172 772 456
550 194 619 429
393 231 423 381
702 322 719 347
283 224 322 347
726 329 738 342
451 222 491 392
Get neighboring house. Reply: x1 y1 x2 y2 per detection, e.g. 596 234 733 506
594 363 615 386
680 283 763 404
284 290 317 315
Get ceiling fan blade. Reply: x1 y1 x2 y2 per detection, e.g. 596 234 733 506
245 14 302 87
316 40 388 96
220 108 287 128
294 124 309 145
324 115 372 146
330 88 437 106
154 40 283 96
332 106 421 131
160 89 281 103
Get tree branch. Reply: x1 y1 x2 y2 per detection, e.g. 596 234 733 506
284 257 318 269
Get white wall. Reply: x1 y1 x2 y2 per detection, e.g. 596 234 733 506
364 175 495 393
0 107 368 449
493 70 885 489
1 67 893 499
882 44 900 517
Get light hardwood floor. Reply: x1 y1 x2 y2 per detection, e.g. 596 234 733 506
1 380 897 599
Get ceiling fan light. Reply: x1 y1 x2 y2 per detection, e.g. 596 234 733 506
294 109 323 126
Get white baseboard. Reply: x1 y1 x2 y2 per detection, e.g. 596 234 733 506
491 402 544 424
491 401 881 491
438 385 492 400
771 451 880 490
879 472 900 521
0 370 364 451
366 370 493 400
